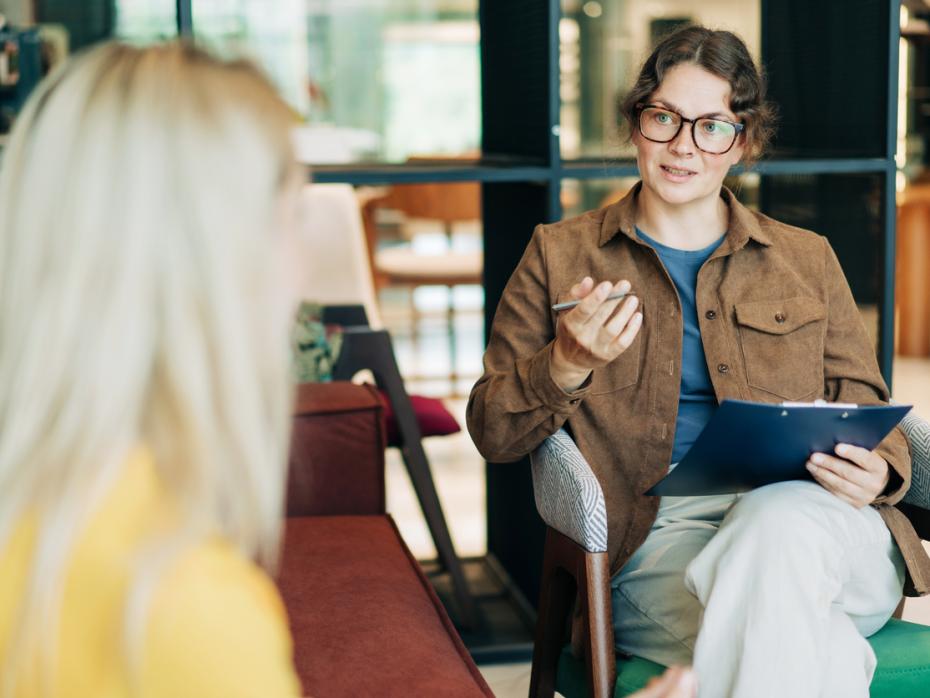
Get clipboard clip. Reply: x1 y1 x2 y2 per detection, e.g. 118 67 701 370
780 399 859 408
779 399 858 419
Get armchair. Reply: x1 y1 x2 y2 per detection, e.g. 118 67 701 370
528 412 930 698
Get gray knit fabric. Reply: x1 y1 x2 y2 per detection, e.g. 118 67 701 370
530 429 608 553
902 412 930 508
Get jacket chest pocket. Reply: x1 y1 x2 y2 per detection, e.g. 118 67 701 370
590 303 644 395
735 297 826 401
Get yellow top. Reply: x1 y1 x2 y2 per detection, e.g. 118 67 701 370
0 448 302 697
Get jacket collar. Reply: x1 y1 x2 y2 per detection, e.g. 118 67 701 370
599 181 773 249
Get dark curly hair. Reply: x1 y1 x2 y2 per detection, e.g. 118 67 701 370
620 25 776 163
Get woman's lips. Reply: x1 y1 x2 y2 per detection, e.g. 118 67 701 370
660 164 697 181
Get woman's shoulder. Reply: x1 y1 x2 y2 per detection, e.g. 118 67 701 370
140 538 301 697
533 207 609 245
752 209 828 251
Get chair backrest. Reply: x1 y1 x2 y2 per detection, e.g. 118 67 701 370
299 183 383 328
530 428 608 553
379 181 481 224
900 411 930 535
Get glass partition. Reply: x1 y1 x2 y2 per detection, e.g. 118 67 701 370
34 1 177 50
192 0 481 165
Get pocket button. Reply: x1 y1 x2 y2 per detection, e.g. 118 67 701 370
775 312 786 323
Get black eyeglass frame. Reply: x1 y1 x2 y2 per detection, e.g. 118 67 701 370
636 103 745 154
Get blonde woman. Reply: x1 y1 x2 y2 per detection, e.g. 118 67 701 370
0 43 305 696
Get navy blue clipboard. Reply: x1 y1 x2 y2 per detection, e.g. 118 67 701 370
645 400 912 496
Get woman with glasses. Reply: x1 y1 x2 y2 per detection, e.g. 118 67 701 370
468 25 927 697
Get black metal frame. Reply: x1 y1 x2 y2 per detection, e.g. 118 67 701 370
176 0 193 36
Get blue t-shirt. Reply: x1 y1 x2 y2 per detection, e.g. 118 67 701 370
636 228 724 463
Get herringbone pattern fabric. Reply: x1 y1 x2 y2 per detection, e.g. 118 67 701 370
902 413 930 508
530 429 608 553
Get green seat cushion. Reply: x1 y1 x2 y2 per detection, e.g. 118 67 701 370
555 618 930 697
870 618 930 697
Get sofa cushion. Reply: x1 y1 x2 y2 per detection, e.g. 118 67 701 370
287 383 386 517
278 515 492 698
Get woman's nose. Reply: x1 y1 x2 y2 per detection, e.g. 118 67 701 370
669 123 696 156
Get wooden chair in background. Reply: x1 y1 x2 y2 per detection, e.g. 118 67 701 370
361 178 483 396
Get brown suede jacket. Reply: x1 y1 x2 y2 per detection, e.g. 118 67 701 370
467 182 930 596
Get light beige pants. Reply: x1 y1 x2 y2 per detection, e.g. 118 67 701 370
611 481 906 698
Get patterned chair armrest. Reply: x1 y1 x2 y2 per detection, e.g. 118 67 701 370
901 411 930 509
530 429 608 553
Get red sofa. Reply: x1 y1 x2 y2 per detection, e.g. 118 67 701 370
277 382 493 698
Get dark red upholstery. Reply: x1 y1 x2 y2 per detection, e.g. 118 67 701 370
278 516 493 698
287 382 386 517
377 389 461 447
280 382 490 698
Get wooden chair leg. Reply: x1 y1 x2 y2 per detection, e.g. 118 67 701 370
578 548 616 698
446 284 459 395
531 527 617 698
530 528 578 698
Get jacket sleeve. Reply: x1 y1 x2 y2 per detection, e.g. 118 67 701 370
820 236 911 504
466 225 591 462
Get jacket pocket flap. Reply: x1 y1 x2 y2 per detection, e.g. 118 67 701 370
735 297 826 335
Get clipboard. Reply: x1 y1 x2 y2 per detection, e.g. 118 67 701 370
645 399 912 496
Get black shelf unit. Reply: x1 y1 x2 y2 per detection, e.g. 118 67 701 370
171 0 903 661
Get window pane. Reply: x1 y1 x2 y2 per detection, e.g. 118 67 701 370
559 1 761 161
35 1 177 51
192 0 481 165
560 172 885 351
115 0 178 42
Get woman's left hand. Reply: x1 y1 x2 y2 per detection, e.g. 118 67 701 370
806 444 890 508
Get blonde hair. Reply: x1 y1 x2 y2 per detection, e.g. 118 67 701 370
0 42 298 690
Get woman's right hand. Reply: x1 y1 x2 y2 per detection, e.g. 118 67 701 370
550 277 643 391
632 666 697 698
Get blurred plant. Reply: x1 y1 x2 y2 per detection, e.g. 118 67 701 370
293 301 343 383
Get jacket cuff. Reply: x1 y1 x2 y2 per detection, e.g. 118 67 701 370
872 426 911 506
528 342 592 415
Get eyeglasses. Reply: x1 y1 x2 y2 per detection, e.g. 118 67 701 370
637 103 744 154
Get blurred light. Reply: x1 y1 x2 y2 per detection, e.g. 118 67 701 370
582 2 603 19
896 6 909 174
560 17 580 43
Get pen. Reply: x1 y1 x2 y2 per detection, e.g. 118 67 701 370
551 291 636 313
